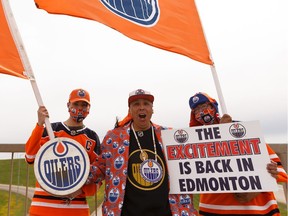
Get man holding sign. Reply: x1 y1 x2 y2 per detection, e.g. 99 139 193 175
188 92 287 215
25 88 101 216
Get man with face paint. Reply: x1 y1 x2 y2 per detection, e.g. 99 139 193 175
189 92 287 216
189 92 220 126
25 88 101 216
67 88 91 123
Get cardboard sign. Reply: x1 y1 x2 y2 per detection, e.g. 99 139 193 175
161 121 278 194
34 137 90 196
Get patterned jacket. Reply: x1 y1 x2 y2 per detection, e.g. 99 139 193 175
88 122 198 216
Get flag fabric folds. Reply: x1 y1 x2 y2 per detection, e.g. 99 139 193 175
35 0 213 65
0 0 26 79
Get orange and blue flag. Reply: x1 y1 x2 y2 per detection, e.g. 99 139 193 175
0 0 26 79
35 0 213 65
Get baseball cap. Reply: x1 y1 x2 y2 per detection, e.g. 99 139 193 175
189 92 218 111
69 88 90 105
128 89 154 106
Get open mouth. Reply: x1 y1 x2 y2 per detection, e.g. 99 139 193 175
139 114 146 119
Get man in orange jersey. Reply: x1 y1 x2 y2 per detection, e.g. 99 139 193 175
25 88 101 216
86 89 198 216
188 92 287 216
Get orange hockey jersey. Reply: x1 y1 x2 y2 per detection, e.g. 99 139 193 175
199 145 288 216
25 122 100 216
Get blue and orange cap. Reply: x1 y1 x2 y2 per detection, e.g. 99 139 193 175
189 92 218 112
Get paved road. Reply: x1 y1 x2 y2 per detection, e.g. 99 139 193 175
0 184 34 199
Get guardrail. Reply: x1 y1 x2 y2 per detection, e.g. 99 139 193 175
0 144 29 216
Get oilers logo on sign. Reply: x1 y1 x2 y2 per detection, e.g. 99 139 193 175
229 123 246 138
34 138 90 196
174 129 189 144
100 0 160 26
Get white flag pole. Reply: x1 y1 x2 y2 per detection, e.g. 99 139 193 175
3 0 54 139
210 64 227 114
195 0 228 115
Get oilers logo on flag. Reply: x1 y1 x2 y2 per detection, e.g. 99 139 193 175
100 0 160 26
34 137 90 196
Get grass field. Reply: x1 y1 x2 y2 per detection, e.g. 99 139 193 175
0 159 104 215
0 159 287 215
0 191 31 215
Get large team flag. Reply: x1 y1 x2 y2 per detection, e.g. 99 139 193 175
34 0 213 65
0 0 26 79
0 0 54 138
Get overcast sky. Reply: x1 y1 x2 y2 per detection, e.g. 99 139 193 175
0 0 287 150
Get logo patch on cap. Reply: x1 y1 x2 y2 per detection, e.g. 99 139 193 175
77 89 87 98
135 89 145 95
192 96 200 104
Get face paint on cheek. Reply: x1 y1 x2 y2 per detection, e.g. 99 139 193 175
69 107 89 122
84 107 90 113
71 108 76 114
